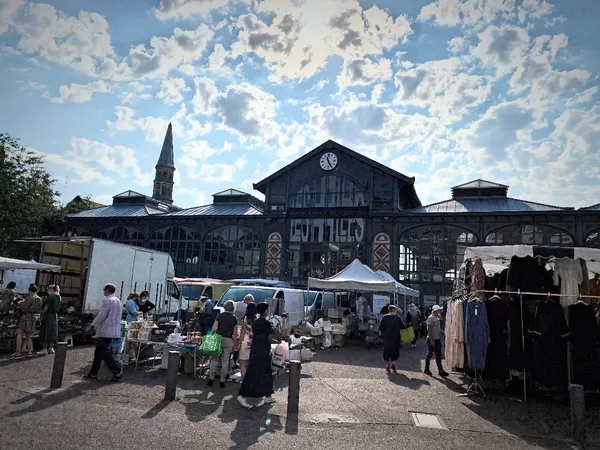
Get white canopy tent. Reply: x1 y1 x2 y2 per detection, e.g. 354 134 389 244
463 245 600 277
308 259 396 293
376 270 420 297
0 256 61 288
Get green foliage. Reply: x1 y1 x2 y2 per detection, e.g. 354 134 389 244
0 133 60 258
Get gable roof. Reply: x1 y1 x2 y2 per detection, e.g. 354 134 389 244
580 203 600 211
452 179 508 190
113 190 146 198
408 197 572 213
213 189 250 197
253 140 415 193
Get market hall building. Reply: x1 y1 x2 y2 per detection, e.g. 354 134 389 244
65 124 600 305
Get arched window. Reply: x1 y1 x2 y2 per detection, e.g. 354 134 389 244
203 226 261 276
291 175 366 208
150 226 200 276
62 226 91 237
96 226 144 246
399 227 477 285
586 231 600 248
485 225 573 246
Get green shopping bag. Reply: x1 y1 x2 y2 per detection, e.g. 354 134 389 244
400 326 415 344
200 332 222 357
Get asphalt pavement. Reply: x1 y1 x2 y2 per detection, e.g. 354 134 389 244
0 340 597 449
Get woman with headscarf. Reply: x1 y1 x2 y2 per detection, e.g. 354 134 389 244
406 303 422 348
10 284 42 359
237 302 279 408
379 305 404 373
38 284 61 355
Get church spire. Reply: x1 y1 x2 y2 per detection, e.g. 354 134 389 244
153 123 175 204
156 122 174 169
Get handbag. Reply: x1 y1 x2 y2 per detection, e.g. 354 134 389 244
400 326 415 344
200 332 222 357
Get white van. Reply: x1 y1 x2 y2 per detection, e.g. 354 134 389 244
216 286 306 326
304 290 336 321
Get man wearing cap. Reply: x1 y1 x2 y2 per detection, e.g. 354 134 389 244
424 305 449 377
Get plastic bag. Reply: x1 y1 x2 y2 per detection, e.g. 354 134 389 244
272 341 289 367
400 326 415 344
200 332 222 356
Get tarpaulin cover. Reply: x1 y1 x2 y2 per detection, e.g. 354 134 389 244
308 259 397 293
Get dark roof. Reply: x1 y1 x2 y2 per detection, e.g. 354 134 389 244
156 123 174 169
452 179 508 189
67 205 166 218
253 140 415 193
164 203 263 217
408 197 573 213
580 204 600 211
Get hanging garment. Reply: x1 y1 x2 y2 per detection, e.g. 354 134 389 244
470 258 486 297
464 299 490 372
444 299 465 369
593 301 600 327
530 300 569 388
484 297 510 380
508 296 533 371
507 256 553 293
553 258 583 309
579 259 590 299
568 301 600 389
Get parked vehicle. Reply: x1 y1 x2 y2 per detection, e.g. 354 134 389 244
33 237 181 316
174 278 233 309
304 290 336 321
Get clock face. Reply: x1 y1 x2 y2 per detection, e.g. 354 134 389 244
319 152 338 171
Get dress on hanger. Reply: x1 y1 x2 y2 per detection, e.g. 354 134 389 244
553 257 583 309
484 297 510 380
568 301 600 389
464 298 490 372
444 299 465 369
470 258 486 296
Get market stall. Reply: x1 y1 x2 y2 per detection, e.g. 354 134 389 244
447 245 600 401
376 270 420 312
0 257 62 351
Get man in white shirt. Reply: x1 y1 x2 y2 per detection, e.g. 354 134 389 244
84 283 123 382
234 294 254 323
424 305 449 377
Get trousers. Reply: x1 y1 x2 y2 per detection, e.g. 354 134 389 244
209 337 233 382
425 339 443 372
90 337 122 376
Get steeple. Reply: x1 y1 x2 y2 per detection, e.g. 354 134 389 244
153 123 175 204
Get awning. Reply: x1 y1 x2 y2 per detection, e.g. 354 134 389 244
376 270 420 297
308 259 397 293
0 256 61 272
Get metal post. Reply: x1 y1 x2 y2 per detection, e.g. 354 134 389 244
50 342 68 389
287 360 301 415
570 384 585 444
164 351 179 401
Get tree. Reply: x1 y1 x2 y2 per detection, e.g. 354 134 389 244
0 133 59 259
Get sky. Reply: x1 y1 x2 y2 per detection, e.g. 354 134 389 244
1 0 599 209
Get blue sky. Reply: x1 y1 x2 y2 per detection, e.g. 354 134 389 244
1 0 599 208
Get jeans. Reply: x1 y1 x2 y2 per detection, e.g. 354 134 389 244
209 336 233 382
89 337 122 376
425 339 443 372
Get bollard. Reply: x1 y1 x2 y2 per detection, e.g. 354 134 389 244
164 351 179 401
50 342 68 389
287 360 301 416
570 383 585 444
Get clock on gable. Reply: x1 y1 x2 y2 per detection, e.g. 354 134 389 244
319 152 338 171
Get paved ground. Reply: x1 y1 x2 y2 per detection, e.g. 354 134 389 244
0 340 597 449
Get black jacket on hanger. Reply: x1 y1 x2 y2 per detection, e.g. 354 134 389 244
569 301 600 389
484 297 510 380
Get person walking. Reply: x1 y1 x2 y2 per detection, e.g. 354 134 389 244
424 305 449 377
207 300 238 388
38 284 61 355
237 303 278 409
379 305 404 373
9 284 42 359
234 294 254 323
84 283 123 382
238 302 257 379
406 303 422 348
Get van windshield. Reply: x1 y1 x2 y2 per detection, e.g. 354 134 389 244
217 287 277 306
304 291 318 307
179 284 205 300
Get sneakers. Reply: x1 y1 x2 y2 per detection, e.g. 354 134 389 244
424 369 433 376
237 396 252 409
410 344 417 349
439 371 449 377
264 396 276 404
47 348 55 354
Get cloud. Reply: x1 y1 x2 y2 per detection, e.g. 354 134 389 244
192 77 218 115
393 57 492 124
178 140 232 169
471 25 530 77
195 155 247 182
230 0 411 80
119 81 152 104
337 57 392 88
0 0 26 34
174 187 207 206
50 80 111 104
157 77 190 105
154 0 250 20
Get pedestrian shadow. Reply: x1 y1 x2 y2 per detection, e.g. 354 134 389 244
179 389 225 423
386 373 431 390
141 399 171 419
218 396 282 450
